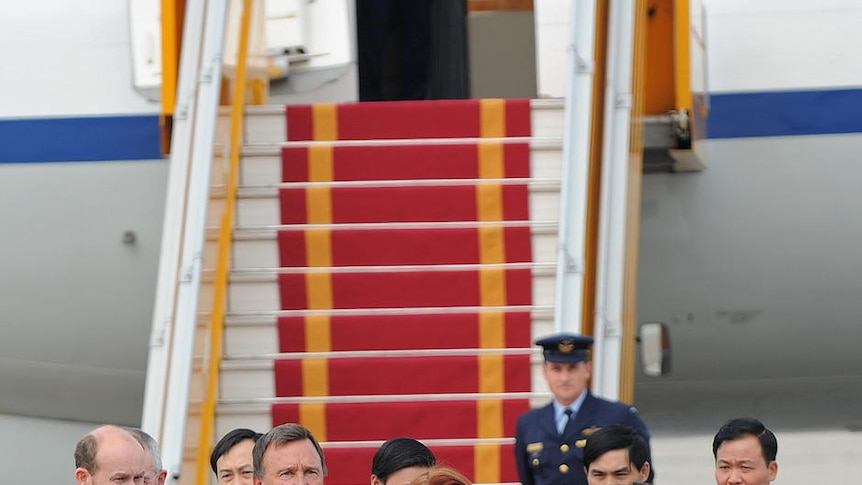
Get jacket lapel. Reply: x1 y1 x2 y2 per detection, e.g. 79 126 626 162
566 392 597 438
538 401 558 436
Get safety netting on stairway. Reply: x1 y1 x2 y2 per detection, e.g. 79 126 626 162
273 99 534 484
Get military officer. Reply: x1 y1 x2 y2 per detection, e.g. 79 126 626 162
514 333 653 485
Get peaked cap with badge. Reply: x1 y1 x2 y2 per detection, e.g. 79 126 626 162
535 332 594 364
513 332 654 485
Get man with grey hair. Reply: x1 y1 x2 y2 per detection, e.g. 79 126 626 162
128 428 168 485
74 425 146 485
253 423 327 485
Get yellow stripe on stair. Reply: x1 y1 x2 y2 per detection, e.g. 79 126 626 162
312 104 338 141
474 443 502 483
476 135 507 396
479 267 506 306
478 226 505 264
305 186 332 224
304 229 332 267
480 99 506 138
305 271 333 310
304 315 331 352
301 359 329 397
477 399 503 438
308 144 334 182
298 402 327 441
478 354 504 393
479 312 506 348
476 183 503 222
478 141 505 178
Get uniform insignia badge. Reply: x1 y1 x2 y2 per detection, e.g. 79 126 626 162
526 442 544 454
558 340 575 353
581 426 601 436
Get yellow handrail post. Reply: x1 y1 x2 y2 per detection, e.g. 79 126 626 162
160 0 186 155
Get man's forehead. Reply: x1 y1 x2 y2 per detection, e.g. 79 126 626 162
716 436 766 459
221 438 255 459
716 456 761 464
588 449 633 469
265 440 321 462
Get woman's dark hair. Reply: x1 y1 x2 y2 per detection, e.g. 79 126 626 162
371 437 437 483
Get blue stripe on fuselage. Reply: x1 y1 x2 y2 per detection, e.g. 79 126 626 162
0 115 162 163
707 88 862 139
2 89 860 162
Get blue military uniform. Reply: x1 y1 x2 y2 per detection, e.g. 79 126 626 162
514 333 653 485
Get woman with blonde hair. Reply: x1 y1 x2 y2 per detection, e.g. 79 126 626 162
409 466 472 485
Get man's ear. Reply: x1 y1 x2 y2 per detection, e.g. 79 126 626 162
157 469 168 485
75 467 91 485
768 460 778 481
370 474 383 485
638 461 651 482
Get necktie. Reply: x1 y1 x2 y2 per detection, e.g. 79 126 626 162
561 408 573 434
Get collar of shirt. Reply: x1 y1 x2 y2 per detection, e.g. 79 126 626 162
553 390 588 432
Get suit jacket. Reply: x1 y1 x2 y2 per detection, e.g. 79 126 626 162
514 392 653 485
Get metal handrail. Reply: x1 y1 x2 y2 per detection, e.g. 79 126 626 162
141 0 231 482
194 0 255 483
552 0 597 334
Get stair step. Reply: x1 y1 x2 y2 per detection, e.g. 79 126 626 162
213 221 559 272
225 263 556 313
235 179 561 228
279 183 530 224
279 224 530 266
282 141 531 182
277 311 531 352
286 99 532 141
271 399 529 440
274 353 530 396
278 266 532 310
240 138 564 187
217 356 554 403
219 307 556 357
240 98 564 145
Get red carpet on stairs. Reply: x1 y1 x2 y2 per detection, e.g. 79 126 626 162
286 99 531 141
282 142 531 182
273 98 534 484
272 399 529 440
278 312 531 352
278 226 532 267
279 184 530 224
278 267 532 310
274 355 531 396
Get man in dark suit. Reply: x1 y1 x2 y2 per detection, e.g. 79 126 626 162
514 333 653 485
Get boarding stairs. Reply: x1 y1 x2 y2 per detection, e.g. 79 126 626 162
187 98 566 485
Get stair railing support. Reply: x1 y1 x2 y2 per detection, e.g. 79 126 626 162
141 0 230 482
553 0 597 335
592 0 637 401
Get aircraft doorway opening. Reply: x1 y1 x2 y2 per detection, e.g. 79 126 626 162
356 0 470 101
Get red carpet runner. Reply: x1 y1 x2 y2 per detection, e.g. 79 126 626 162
274 99 533 484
